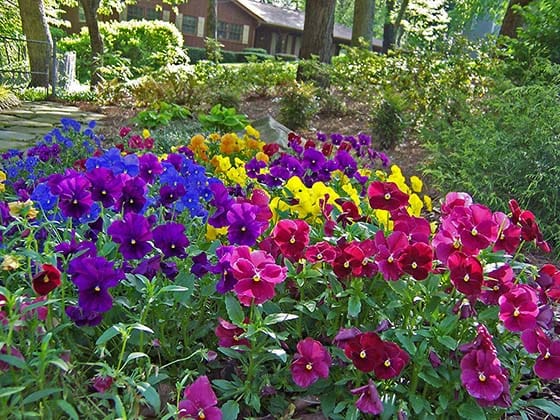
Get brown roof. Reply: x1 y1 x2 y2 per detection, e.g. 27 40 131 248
234 0 352 41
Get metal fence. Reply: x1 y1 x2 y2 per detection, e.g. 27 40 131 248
0 35 58 97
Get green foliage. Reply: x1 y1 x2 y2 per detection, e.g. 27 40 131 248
57 20 187 83
204 37 224 64
0 86 20 110
423 82 560 249
370 88 407 150
186 47 207 63
519 0 560 64
278 81 319 130
149 119 206 154
134 101 190 129
198 104 249 133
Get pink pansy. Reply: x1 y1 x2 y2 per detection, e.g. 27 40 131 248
351 379 384 415
458 204 498 252
521 328 560 380
367 181 409 211
492 211 521 254
271 219 310 261
230 246 287 306
479 264 514 306
460 350 505 401
441 192 473 215
447 252 484 297
290 337 332 387
498 284 539 332
178 376 222 419
374 230 408 281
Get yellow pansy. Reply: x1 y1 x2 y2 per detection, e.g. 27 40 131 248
410 176 423 193
213 155 232 173
1 255 20 271
8 200 38 219
142 128 151 139
245 125 260 138
424 195 433 212
286 176 307 196
408 193 424 217
342 183 360 206
255 151 269 163
374 209 393 231
375 170 387 181
388 165 410 194
206 225 228 241
0 170 5 192
226 166 248 186
358 168 371 178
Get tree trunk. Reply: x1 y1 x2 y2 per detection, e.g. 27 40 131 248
299 0 336 62
351 0 375 48
205 0 217 39
79 0 103 86
17 0 52 87
382 0 396 53
499 0 533 38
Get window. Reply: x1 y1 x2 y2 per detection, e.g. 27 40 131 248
145 8 162 21
217 21 243 42
182 15 197 35
126 5 162 21
126 5 143 20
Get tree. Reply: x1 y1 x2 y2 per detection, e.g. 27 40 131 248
499 0 534 38
382 0 409 53
205 0 217 39
299 0 336 62
17 0 53 87
351 0 375 47
79 0 103 86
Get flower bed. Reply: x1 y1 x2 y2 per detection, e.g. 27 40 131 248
0 120 559 419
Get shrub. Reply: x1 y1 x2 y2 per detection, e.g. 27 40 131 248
198 103 249 133
0 85 20 110
58 20 187 83
134 101 190 129
423 83 560 250
275 53 298 61
370 88 407 150
278 81 319 130
186 47 207 63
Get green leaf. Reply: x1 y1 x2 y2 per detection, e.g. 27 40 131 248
113 394 127 420
409 394 429 414
0 386 25 398
137 382 160 414
263 313 298 325
266 348 287 362
225 294 245 326
221 400 240 420
23 388 62 405
218 347 244 360
124 352 149 366
418 371 442 388
0 354 26 369
457 400 486 419
160 285 191 293
347 295 361 318
95 325 120 346
130 323 154 334
56 400 79 420
530 399 560 417
437 335 457 350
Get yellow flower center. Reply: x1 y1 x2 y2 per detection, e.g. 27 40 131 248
479 373 486 382
130 239 136 245
169 194 173 199
305 363 313 371
384 193 391 200
463 274 469 282
493 285 500 291
101 190 107 195
253 274 260 282
147 169 152 174
359 350 367 359
544 350 551 359
384 359 391 367
316 253 323 260
233 335 239 341
387 256 394 263
513 308 520 317
198 409 206 419
94 286 101 292
241 226 246 232
343 261 350 268
411 262 418 269
500 233 505 240
129 198 134 204
453 240 461 249
471 228 478 237
43 275 50 283
170 244 176 249
72 199 78 205
289 237 296 244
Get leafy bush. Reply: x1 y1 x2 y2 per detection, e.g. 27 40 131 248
278 81 319 130
519 0 560 64
186 46 207 63
0 85 20 110
423 83 560 249
370 88 407 150
198 104 249 133
134 101 190 129
58 20 187 83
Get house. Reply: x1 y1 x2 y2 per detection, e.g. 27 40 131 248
66 0 382 57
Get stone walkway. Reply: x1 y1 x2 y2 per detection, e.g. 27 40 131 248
0 101 106 151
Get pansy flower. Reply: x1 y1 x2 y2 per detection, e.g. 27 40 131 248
351 379 384 415
108 213 153 260
447 252 484 297
272 219 310 261
344 332 384 373
153 222 189 259
32 264 61 296
56 174 93 219
215 317 250 348
397 242 433 280
498 284 539 332
226 203 262 246
291 337 332 388
178 376 221 419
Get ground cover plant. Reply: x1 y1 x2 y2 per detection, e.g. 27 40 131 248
0 118 559 419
